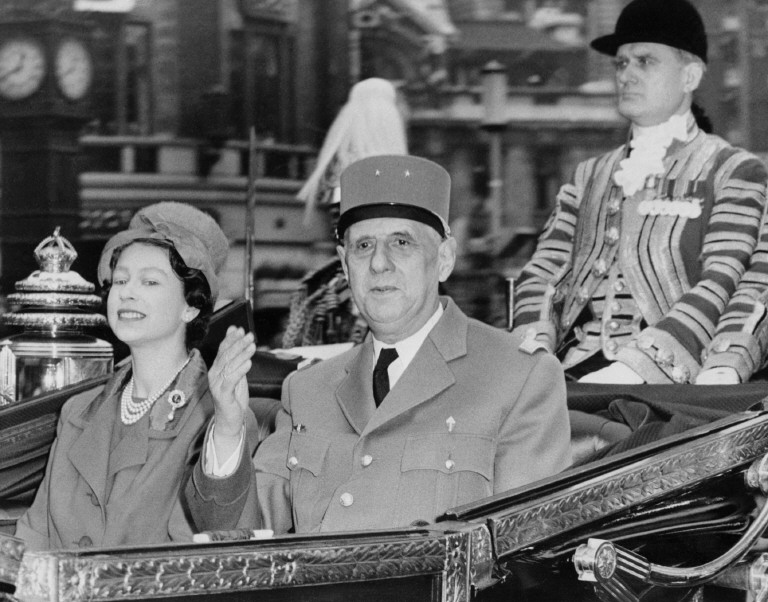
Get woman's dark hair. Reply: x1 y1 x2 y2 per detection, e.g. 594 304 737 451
101 239 214 350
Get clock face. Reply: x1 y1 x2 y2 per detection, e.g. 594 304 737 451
0 37 46 100
55 38 93 101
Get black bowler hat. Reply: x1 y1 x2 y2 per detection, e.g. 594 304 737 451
591 0 707 64
336 155 451 240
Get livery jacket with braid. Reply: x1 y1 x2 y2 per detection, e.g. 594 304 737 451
512 120 767 384
703 205 768 381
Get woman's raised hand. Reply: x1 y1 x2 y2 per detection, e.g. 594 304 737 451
209 326 257 445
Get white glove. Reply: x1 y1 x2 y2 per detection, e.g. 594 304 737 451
695 367 740 385
578 361 645 384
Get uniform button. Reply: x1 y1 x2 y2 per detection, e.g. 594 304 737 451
611 301 622 313
340 493 354 507
78 536 93 548
605 340 618 353
445 459 455 471
614 280 625 292
361 455 373 467
671 365 691 384
606 227 620 245
655 349 674 367
607 199 621 215
637 337 654 350
592 259 608 277
577 287 590 303
608 320 620 332
287 456 299 469
87 492 99 506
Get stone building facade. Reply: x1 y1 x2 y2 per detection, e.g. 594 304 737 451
2 0 764 331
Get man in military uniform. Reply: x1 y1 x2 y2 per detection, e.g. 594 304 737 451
187 154 571 533
512 0 768 384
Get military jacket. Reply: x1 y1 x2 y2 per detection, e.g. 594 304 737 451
187 298 572 534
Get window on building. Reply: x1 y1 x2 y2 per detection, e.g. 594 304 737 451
229 24 294 142
124 23 152 134
90 16 152 135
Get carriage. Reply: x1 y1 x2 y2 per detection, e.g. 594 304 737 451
3 320 768 602
2 236 768 602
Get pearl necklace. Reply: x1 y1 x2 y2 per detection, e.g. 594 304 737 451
120 356 192 425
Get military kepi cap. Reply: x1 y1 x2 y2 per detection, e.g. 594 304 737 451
590 0 707 64
337 154 451 240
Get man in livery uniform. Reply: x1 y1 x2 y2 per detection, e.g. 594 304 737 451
512 0 768 385
187 155 571 533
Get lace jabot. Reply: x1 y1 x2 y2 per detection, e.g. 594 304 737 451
613 112 692 197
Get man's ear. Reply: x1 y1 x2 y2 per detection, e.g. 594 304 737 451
683 61 704 94
437 237 457 283
336 244 349 280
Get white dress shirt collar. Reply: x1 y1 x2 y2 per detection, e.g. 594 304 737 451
372 303 444 388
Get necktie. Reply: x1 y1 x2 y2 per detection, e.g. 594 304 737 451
373 348 399 407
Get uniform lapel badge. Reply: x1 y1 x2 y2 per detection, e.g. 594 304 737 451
444 417 456 470
166 389 187 422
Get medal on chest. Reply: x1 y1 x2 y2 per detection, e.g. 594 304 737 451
632 177 703 220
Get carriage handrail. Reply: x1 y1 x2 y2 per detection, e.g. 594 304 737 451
573 452 768 600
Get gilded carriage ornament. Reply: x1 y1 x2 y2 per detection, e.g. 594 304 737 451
0 228 113 405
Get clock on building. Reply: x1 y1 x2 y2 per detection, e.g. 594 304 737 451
0 36 46 100
54 37 93 101
0 12 95 291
